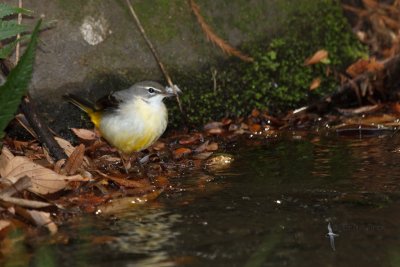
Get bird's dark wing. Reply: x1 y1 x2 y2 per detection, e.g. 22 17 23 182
94 91 122 112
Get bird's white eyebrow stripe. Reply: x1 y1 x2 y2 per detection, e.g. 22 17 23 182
145 86 162 92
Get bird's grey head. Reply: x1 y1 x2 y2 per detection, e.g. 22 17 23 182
130 81 174 101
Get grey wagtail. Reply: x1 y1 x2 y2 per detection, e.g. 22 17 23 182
65 81 175 154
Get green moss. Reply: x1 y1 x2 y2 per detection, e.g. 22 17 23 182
167 0 367 127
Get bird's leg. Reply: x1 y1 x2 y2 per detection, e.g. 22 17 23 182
119 152 134 174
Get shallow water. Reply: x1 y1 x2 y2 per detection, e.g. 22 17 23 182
26 133 400 266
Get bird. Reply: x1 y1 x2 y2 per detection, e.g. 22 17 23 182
326 222 339 251
65 81 175 154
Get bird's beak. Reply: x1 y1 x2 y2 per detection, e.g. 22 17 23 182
163 92 176 97
164 85 182 97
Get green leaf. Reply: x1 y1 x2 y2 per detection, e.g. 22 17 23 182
0 19 41 139
0 39 18 59
0 35 31 59
0 3 32 19
0 21 28 41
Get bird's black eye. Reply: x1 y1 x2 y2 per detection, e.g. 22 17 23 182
148 88 155 94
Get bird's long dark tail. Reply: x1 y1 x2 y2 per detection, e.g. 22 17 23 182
64 94 101 127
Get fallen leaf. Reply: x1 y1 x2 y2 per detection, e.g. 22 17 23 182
337 105 380 115
55 137 75 156
192 152 213 160
249 124 262 133
362 0 378 9
251 109 260 117
205 154 234 172
392 102 400 114
304 50 329 66
153 176 169 188
71 128 97 141
91 235 117 244
0 196 51 209
96 190 163 214
221 118 232 125
207 128 224 134
0 220 10 231
96 171 150 188
179 134 202 145
0 147 86 195
206 142 219 151
55 137 89 167
0 176 31 197
204 121 223 130
194 140 209 153
26 210 57 234
309 77 321 90
345 58 383 77
173 147 192 159
64 144 86 175
366 58 384 73
151 141 165 151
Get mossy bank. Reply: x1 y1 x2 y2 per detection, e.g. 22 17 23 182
167 0 366 127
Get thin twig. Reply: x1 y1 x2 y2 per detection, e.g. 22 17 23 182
20 96 68 161
189 0 254 62
15 0 23 65
125 0 183 113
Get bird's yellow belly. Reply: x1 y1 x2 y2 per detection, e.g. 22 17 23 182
96 99 167 154
111 128 161 153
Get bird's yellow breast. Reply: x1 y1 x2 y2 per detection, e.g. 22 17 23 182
93 98 168 154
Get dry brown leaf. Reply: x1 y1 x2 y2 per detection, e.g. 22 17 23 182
108 176 151 188
55 137 89 167
346 58 383 78
366 58 384 72
26 210 57 234
0 147 85 195
0 220 10 231
337 104 380 115
71 128 97 141
392 102 400 114
192 152 213 160
151 141 166 151
179 134 202 145
207 128 224 135
63 144 85 175
309 77 322 90
304 50 329 66
362 0 378 9
251 109 260 117
204 121 223 130
173 147 192 159
206 142 219 151
0 196 51 209
250 124 262 132
194 140 209 153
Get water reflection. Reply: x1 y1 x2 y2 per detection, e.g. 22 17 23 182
24 133 400 266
